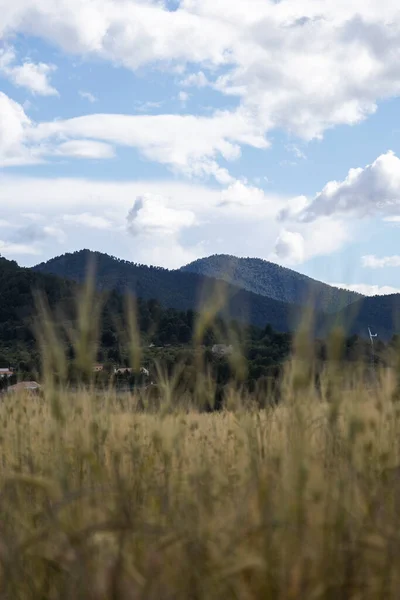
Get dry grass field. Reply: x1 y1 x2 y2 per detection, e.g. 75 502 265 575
1 287 400 599
1 365 400 599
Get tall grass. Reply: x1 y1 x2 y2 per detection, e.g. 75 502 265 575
1 279 400 598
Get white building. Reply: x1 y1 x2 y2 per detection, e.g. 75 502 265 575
8 381 41 394
114 367 133 375
0 368 13 378
211 344 233 357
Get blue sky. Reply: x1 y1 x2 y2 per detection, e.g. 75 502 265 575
1 0 400 296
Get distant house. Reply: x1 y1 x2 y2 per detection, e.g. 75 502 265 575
93 364 104 373
0 368 14 378
8 381 41 394
114 366 149 377
212 344 233 357
114 367 133 375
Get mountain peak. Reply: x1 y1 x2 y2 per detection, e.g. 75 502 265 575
181 254 362 313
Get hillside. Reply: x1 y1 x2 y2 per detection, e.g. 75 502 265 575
0 255 184 365
1 254 299 390
2 250 398 384
32 250 313 333
0 255 78 365
181 254 362 313
0 254 273 371
0 254 76 338
33 250 400 341
325 293 400 342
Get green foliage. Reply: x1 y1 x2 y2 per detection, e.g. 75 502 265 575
325 293 400 341
34 250 400 342
0 253 398 393
0 255 76 370
181 253 362 313
32 249 311 331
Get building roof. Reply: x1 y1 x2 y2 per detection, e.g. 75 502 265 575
8 381 41 393
212 344 233 352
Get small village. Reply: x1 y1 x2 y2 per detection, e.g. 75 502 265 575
0 344 235 396
0 364 153 395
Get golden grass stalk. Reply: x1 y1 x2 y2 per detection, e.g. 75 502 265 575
2 279 400 598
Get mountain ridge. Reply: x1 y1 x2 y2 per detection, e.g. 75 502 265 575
181 254 363 313
32 249 317 333
32 249 400 341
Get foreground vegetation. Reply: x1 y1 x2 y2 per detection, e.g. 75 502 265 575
3 364 400 599
0 250 395 396
1 274 400 598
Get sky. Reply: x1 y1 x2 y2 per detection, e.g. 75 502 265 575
1 0 400 296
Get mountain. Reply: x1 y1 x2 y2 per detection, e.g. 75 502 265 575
0 254 300 393
32 250 315 333
0 254 197 364
0 254 76 336
0 254 275 369
0 255 77 364
32 250 400 341
181 254 362 313
325 294 400 342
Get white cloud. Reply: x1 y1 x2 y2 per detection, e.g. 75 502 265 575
0 175 280 267
127 193 196 237
0 93 115 165
0 175 221 213
79 90 97 103
272 218 350 265
12 223 65 244
126 193 205 268
3 0 400 199
283 151 400 222
20 213 45 223
63 213 114 230
2 0 400 144
332 282 400 296
0 97 24 157
181 71 209 88
362 254 400 268
9 61 58 97
137 238 205 270
178 90 190 106
134 100 164 113
384 216 400 223
41 226 66 243
273 230 306 264
0 222 66 259
0 47 57 96
56 140 115 159
0 170 381 272
285 143 306 161
219 181 273 212
0 89 267 181
0 173 355 268
0 240 41 256
0 92 35 166
28 104 267 182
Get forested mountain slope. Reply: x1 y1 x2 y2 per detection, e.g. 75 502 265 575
33 250 313 332
181 254 362 313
